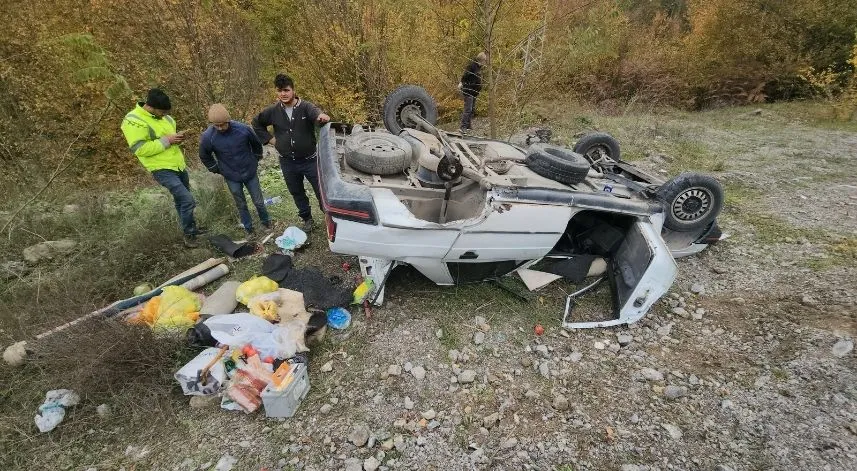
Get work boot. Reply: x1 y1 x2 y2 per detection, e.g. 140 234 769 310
183 234 199 248
302 218 314 234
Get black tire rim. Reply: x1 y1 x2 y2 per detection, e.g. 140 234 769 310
396 100 425 129
671 186 712 222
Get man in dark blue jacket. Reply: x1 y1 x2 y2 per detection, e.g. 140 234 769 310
252 74 329 233
199 104 271 235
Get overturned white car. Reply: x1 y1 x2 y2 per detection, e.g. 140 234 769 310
318 86 724 328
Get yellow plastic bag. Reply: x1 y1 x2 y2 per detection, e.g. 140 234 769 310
133 296 161 326
236 276 278 305
154 285 201 329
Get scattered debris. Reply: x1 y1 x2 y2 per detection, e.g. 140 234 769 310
34 389 80 433
275 226 308 251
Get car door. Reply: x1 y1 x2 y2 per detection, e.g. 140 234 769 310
442 203 573 283
564 218 677 328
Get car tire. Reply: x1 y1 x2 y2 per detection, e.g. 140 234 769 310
656 172 724 231
573 132 621 164
344 132 412 175
525 143 590 185
382 85 438 135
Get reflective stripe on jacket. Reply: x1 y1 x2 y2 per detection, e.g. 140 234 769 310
120 103 186 172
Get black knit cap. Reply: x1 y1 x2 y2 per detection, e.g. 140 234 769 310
145 88 171 111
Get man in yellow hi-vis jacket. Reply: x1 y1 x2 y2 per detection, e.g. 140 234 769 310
120 89 204 247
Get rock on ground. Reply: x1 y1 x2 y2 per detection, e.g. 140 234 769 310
661 423 683 440
664 385 687 400
832 339 853 358
214 454 237 471
348 424 370 447
363 456 381 471
639 368 664 382
458 370 477 383
23 239 77 263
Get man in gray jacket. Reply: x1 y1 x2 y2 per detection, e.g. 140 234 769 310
252 74 330 233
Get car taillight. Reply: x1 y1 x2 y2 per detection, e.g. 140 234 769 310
325 213 337 243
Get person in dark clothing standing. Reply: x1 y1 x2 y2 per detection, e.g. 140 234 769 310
252 74 330 233
199 103 271 236
458 51 487 133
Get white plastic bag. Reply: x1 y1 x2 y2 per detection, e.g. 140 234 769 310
203 313 275 347
34 389 80 433
174 347 228 396
271 319 310 359
275 226 308 250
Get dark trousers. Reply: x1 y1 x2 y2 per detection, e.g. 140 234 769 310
151 169 197 235
460 94 476 129
224 175 270 232
280 156 322 221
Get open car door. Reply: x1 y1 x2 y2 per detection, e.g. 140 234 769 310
564 219 677 329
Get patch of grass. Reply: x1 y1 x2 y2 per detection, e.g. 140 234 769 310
384 448 403 461
721 182 817 244
436 317 461 351
772 368 789 381
662 138 722 173
829 237 857 261
723 182 857 270
804 236 857 270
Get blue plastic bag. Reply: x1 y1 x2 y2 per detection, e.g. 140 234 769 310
326 307 352 330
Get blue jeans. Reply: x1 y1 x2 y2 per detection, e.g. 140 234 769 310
225 175 270 232
280 156 322 221
151 169 197 235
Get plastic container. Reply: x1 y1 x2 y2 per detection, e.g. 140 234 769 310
261 363 310 419
264 196 283 206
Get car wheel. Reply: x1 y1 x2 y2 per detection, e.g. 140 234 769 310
656 172 724 231
573 132 621 166
345 132 413 175
525 143 590 185
382 85 438 135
